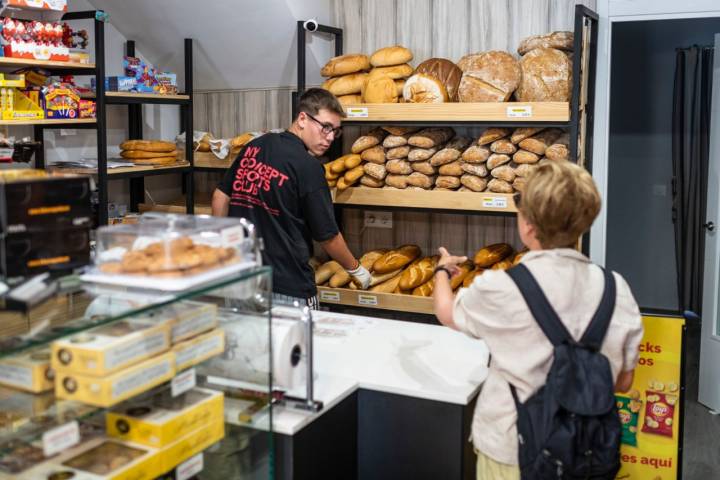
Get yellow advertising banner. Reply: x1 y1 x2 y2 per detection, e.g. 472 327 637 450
616 314 685 480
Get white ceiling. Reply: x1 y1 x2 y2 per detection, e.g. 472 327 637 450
87 0 335 91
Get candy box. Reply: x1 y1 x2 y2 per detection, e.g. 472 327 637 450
641 390 677 437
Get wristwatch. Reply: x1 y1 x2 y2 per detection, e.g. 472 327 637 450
433 266 452 278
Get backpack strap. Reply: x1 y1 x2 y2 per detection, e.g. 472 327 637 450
507 264 573 347
579 267 617 351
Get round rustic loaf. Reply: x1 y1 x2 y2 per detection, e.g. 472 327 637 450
515 48 572 102
403 74 448 103
414 58 463 101
370 46 414 67
457 51 521 102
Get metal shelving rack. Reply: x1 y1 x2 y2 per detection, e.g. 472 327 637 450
296 5 599 315
0 9 195 226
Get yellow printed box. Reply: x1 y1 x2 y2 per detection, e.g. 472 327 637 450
172 328 225 371
51 318 171 377
15 437 162 480
54 352 175 408
0 346 54 393
106 387 223 448
162 300 218 344
160 419 225 474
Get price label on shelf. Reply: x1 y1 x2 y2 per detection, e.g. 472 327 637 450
320 290 341 302
171 368 197 397
176 453 204 480
346 107 369 118
506 105 533 118
481 196 508 209
357 294 378 306
42 420 80 457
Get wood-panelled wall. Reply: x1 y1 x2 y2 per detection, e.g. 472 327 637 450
329 0 595 258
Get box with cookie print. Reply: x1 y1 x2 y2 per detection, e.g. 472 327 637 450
87 213 255 290
0 345 55 393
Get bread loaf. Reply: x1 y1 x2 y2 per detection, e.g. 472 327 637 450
386 145 411 160
321 54 370 77
487 179 513 193
491 165 516 182
399 256 438 290
461 163 489 177
369 269 402 287
407 172 435 189
370 63 413 79
338 94 363 106
491 259 514 271
461 145 491 164
315 260 342 284
513 150 540 164
370 272 404 293
370 45 413 67
322 73 368 96
490 139 517 155
120 140 175 152
382 126 420 136
438 161 464 176
429 136 472 166
457 51 521 102
336 177 352 190
385 174 409 189
513 250 528 265
395 79 406 96
360 175 385 188
363 163 387 180
463 268 484 288
133 156 179 166
450 261 475 290
510 127 544 144
373 245 421 274
414 58 464 101
408 147 438 162
411 161 437 176
436 175 461 189
487 154 511 170
545 133 570 161
412 279 435 297
515 48 572 102
403 73 449 103
329 269 352 288
121 149 178 159
460 174 488 192
343 154 363 169
330 158 348 173
478 128 510 146
518 128 562 155
324 164 340 180
474 243 514 268
386 159 413 175
344 165 365 184
518 31 574 56
409 127 455 148
361 145 386 164
351 128 386 153
362 73 399 103
514 164 537 177
383 133 411 148
327 180 337 188
512 177 527 192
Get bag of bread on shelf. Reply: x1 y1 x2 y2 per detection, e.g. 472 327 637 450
518 31 574 56
457 51 522 102
515 47 572 102
477 127 510 146
370 45 414 67
373 244 421 274
321 53 371 77
429 136 472 166
351 127 387 153
409 127 455 149
473 243 514 268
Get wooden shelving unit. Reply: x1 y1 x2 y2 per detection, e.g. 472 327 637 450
48 162 191 179
333 187 516 213
193 151 233 170
138 195 211 214
0 56 95 70
317 286 434 315
0 118 96 126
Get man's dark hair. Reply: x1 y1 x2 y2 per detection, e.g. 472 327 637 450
295 88 346 119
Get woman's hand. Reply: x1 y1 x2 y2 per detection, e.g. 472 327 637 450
437 247 468 276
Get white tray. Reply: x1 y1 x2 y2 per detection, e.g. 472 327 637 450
80 260 258 292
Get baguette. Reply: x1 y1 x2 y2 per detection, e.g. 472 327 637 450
477 128 510 146
344 165 365 183
360 175 385 188
398 257 429 290
336 177 352 190
370 271 404 293
438 161 464 176
121 149 178 159
407 172 435 189
412 278 435 297
513 250 528 265
343 154 363 169
490 139 517 155
408 127 455 149
361 145 386 164
491 259 514 270
330 157 349 173
487 154 511 170
327 179 337 188
429 136 472 166
545 133 570 161
386 145 411 160
487 178 513 193
518 129 562 155
363 162 388 180
329 269 352 287
450 261 475 290
473 243 514 268
436 175 461 189
370 269 403 287
461 145 491 164
462 268 484 288
460 174 488 192
351 128 386 153
372 245 421 274
408 147 438 162
120 139 175 153
386 159 413 175
461 162 489 177
315 261 342 284
513 150 540 164
324 165 340 181
510 127 544 144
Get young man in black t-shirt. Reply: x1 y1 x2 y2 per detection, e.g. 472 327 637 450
211 88 370 308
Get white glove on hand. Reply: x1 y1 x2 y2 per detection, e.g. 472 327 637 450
347 264 371 289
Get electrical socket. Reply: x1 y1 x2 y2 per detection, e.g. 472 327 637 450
364 211 393 229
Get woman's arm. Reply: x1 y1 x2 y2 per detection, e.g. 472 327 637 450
433 247 467 330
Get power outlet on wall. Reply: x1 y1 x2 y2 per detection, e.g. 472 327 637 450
364 211 393 229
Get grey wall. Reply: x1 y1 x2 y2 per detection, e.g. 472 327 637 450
607 17 720 310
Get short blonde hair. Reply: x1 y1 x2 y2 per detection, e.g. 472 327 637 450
518 161 601 248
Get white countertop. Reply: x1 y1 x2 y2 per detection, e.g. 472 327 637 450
270 310 489 436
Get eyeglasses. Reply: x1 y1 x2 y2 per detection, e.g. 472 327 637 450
513 191 522 208
306 113 342 138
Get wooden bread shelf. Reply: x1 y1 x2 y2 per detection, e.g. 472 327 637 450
342 102 569 123
105 92 190 101
317 286 434 315
0 57 95 70
48 162 190 177
0 118 96 126
194 151 233 169
333 187 517 213
138 195 212 214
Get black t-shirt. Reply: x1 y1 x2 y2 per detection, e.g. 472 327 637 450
218 131 339 298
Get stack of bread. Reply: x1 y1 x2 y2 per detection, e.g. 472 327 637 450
320 31 573 104
326 126 569 194
313 242 526 297
120 140 178 166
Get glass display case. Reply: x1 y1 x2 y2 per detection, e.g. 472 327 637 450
0 264 278 480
